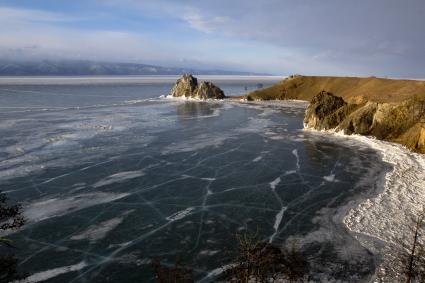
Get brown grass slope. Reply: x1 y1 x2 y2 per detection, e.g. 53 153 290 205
247 75 425 103
247 75 425 153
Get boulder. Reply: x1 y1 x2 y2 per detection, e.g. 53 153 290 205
169 74 225 100
194 81 225 99
303 91 355 130
170 74 198 98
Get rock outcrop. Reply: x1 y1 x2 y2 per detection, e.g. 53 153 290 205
337 102 377 135
303 91 357 130
194 81 225 100
170 74 198 98
170 74 225 99
304 91 425 153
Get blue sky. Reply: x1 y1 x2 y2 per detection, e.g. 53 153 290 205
0 0 424 76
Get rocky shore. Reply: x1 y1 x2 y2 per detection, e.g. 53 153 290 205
304 90 425 153
248 75 425 154
243 74 425 281
169 74 425 153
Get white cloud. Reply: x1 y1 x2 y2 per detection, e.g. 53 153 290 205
183 9 230 33
0 6 173 63
0 5 271 72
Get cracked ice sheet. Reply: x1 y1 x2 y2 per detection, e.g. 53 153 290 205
23 192 130 223
17 261 88 283
0 103 174 182
166 207 195 221
161 133 233 154
71 210 134 242
92 170 145 188
323 173 338 182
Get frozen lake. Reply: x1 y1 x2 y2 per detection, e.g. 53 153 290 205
0 77 387 282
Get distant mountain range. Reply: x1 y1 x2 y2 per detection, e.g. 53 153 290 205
0 60 271 76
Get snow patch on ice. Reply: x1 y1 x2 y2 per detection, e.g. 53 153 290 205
166 207 195 221
292 149 300 170
199 250 220 256
24 192 130 223
93 170 145 188
269 177 281 190
253 156 262 162
323 174 338 182
273 208 286 231
17 261 87 283
71 210 133 242
269 207 286 243
163 94 225 102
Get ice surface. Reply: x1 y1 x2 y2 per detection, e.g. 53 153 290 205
18 261 87 283
273 208 286 232
323 173 337 182
24 192 130 223
269 177 281 190
165 207 195 221
162 133 232 154
71 210 133 242
292 149 300 170
93 170 145 188
252 156 262 162
1 81 391 282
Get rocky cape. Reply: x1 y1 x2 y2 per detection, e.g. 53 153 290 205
170 74 225 100
247 75 425 153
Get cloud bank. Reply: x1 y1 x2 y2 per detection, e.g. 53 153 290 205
0 0 424 76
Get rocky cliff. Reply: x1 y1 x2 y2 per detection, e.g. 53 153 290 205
304 91 425 153
245 75 425 153
170 74 225 99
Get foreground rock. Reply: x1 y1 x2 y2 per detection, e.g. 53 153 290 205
303 91 356 130
170 74 225 99
304 91 425 153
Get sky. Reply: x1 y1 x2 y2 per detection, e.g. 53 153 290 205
0 0 424 77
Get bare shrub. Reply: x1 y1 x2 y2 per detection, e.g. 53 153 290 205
0 190 26 283
222 233 307 282
151 257 194 283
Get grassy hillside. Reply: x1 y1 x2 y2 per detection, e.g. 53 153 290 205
247 75 425 103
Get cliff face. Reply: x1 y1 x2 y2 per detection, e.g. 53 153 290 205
170 74 225 99
246 75 425 153
304 91 425 153
303 91 357 130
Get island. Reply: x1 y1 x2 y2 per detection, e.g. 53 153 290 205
170 74 225 99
